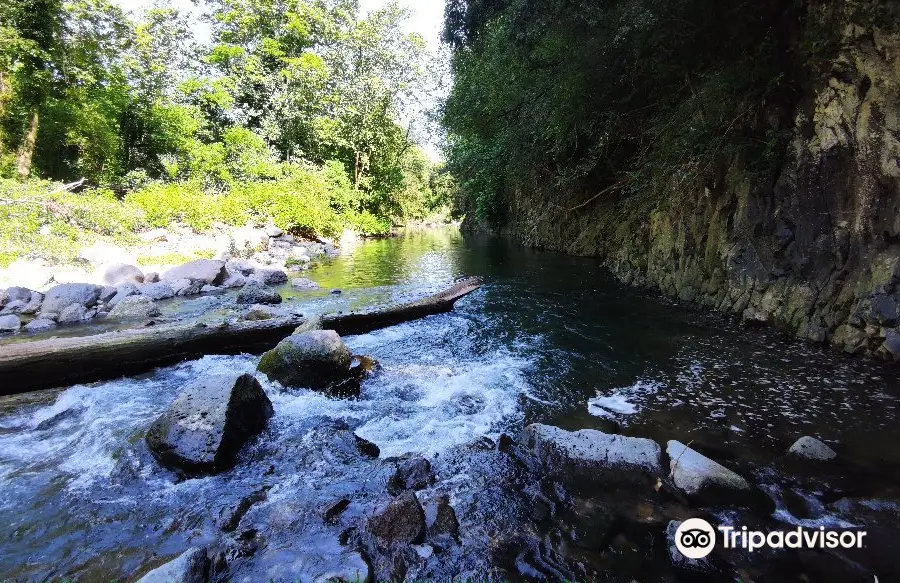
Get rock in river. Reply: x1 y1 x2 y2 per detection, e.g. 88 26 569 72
368 491 427 547
0 314 21 333
107 295 161 320
236 281 282 305
787 436 837 461
136 547 210 583
162 259 228 286
387 455 434 494
257 330 352 389
41 283 102 313
519 424 662 485
101 262 144 286
146 374 274 476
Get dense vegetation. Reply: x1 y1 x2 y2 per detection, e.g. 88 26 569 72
441 0 849 225
0 0 453 266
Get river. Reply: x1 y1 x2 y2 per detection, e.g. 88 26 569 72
1 227 898 581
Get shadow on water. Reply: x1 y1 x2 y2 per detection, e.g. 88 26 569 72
0 226 899 581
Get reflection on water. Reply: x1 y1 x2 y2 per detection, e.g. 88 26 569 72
1 226 899 581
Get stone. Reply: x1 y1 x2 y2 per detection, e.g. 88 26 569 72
0 314 21 333
368 491 427 547
146 374 273 476
0 300 26 315
136 547 210 583
200 285 221 294
667 441 772 511
136 282 175 301
99 286 118 304
882 328 900 358
257 330 352 389
107 284 139 309
388 456 434 495
312 551 371 583
1 286 34 308
101 263 144 286
237 281 282 305
323 498 351 524
519 424 662 485
144 272 160 283
226 259 256 276
107 295 161 320
171 279 204 297
162 260 228 286
242 304 281 321
41 283 102 313
428 495 460 540
24 318 55 333
787 436 837 461
355 434 380 458
870 294 899 326
265 224 284 238
58 303 88 323
331 289 342 295
222 273 247 289
250 268 288 286
291 277 321 290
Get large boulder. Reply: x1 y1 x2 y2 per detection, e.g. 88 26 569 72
108 295 161 320
0 287 41 314
667 441 773 512
0 314 21 333
41 283 102 313
257 330 352 389
58 303 88 323
136 282 176 301
291 277 321 290
24 318 55 333
146 374 274 476
161 260 228 286
250 268 288 286
787 436 837 461
519 424 662 485
1 286 33 308
101 263 144 286
136 547 210 583
236 281 282 305
387 456 434 495
368 491 427 547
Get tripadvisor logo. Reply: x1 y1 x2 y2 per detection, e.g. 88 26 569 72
675 518 868 559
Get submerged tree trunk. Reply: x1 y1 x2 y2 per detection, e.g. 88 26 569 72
0 278 483 394
16 108 39 179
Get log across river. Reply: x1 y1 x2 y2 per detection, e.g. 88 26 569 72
0 277 482 394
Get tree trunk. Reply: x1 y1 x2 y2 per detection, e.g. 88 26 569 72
0 278 483 394
16 108 39 179
354 150 361 190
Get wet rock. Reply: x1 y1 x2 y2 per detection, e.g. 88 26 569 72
226 259 255 276
136 547 210 583
368 491 427 547
146 374 273 476
107 284 139 309
257 330 352 389
294 316 323 334
99 285 118 303
108 295 161 320
250 268 288 286
519 424 662 485
331 289 342 295
171 278 204 297
200 285 222 294
869 294 899 326
222 273 247 289
428 494 459 540
101 263 144 286
242 304 281 321
291 277 321 290
24 318 55 333
355 434 380 458
0 314 21 333
222 488 268 533
312 551 371 583
237 281 282 305
323 498 351 524
0 299 27 315
41 283 102 313
667 441 772 512
136 282 175 301
58 303 88 323
387 456 434 495
665 520 720 577
881 329 900 359
162 259 228 286
788 436 837 461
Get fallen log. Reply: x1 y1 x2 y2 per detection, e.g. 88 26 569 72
0 277 482 394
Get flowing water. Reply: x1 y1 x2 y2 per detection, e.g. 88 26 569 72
1 227 899 582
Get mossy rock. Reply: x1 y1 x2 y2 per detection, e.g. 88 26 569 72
257 330 352 389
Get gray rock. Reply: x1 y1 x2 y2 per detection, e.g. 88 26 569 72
107 295 161 320
162 259 228 285
41 283 102 313
37 312 59 322
58 303 88 323
242 304 281 321
312 551 370 583
787 436 837 461
200 285 221 294
250 268 288 286
24 318 56 333
144 272 160 283
136 547 210 583
225 259 255 276
257 330 352 389
107 284 139 309
870 294 899 326
172 279 204 297
0 300 27 315
368 491 426 547
0 314 21 333
146 374 273 476
882 328 900 358
519 424 662 484
101 263 144 286
20 291 43 315
1 286 34 308
428 494 460 540
667 441 772 511
291 277 321 290
237 281 282 305
222 273 247 289
136 282 175 301
99 285 118 303
388 456 433 495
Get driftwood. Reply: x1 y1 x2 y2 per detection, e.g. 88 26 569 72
0 277 482 394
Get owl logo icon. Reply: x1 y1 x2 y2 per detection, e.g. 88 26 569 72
675 518 716 559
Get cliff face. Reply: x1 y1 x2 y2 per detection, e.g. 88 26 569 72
472 15 900 361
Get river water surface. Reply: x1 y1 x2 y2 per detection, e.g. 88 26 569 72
1 227 899 581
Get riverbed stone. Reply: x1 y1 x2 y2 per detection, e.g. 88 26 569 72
0 314 21 333
242 304 281 321
222 273 248 289
24 318 56 332
58 303 88 323
428 494 460 540
237 281 282 305
170 278 204 296
162 259 228 286
387 456 434 495
136 282 175 301
0 299 27 315
257 330 352 389
291 277 321 290
1 286 34 308
667 441 772 512
41 283 102 313
787 436 837 461
108 295 161 320
519 424 662 485
146 374 274 476
99 285 118 304
136 547 210 583
312 551 371 583
368 491 427 547
250 267 288 286
107 284 139 309
101 263 144 286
